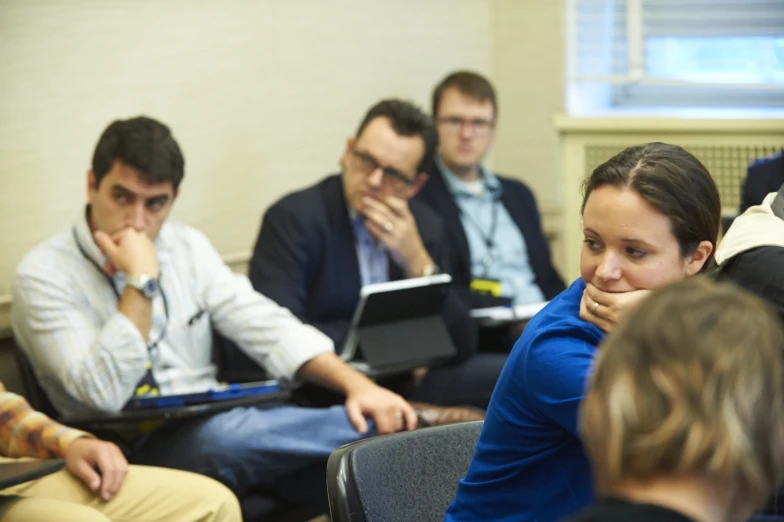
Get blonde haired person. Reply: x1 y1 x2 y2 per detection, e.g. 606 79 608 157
570 279 784 522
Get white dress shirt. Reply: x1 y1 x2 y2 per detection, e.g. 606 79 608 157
11 215 333 417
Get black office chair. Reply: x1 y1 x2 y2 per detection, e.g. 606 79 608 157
8 339 60 419
8 334 323 522
326 420 483 522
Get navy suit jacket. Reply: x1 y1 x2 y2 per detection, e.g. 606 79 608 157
416 163 566 305
741 153 784 213
249 174 477 362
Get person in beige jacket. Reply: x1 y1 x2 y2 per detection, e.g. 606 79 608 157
0 381 241 522
714 188 784 320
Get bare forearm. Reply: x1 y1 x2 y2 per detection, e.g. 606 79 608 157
117 288 152 341
404 248 433 279
295 352 375 395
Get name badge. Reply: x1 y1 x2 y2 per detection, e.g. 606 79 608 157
470 278 503 297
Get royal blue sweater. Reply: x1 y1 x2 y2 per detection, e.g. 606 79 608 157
446 279 604 522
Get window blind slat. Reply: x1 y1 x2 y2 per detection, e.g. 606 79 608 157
569 0 784 89
568 0 784 110
644 0 783 7
643 0 784 36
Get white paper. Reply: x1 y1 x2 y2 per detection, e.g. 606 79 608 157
470 301 549 325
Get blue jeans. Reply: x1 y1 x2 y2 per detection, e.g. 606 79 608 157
411 353 506 410
132 404 373 502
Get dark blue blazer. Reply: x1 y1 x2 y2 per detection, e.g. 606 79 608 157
416 163 566 304
248 174 477 362
741 152 784 213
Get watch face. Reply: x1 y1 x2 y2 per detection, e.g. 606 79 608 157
143 278 159 298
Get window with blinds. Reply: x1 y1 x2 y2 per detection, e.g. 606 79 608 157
567 0 784 113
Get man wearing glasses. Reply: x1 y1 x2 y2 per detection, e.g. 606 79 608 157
416 72 565 350
249 99 506 413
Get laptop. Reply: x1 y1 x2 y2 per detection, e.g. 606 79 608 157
341 274 457 376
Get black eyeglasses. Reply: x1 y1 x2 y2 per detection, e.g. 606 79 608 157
351 149 417 190
437 116 495 135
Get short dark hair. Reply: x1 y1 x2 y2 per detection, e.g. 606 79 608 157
432 71 497 118
354 99 438 174
582 143 722 271
92 116 185 190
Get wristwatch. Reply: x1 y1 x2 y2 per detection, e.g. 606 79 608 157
421 263 440 277
126 274 160 299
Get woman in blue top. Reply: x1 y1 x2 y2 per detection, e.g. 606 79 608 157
445 143 722 522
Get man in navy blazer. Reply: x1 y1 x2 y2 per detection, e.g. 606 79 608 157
249 99 505 411
415 72 565 351
417 72 564 304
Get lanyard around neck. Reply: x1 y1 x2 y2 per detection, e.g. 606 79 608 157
459 193 502 277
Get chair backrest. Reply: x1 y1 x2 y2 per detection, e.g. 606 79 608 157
327 421 483 522
212 331 274 383
7 337 60 418
0 333 24 395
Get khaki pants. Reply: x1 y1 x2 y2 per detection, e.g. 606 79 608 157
0 458 241 522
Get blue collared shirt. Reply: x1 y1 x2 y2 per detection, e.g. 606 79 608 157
437 156 544 306
349 209 389 287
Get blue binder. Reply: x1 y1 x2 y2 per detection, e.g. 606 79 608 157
126 380 280 410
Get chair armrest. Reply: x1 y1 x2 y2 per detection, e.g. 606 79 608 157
0 459 65 490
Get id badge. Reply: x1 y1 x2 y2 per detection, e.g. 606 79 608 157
470 278 503 297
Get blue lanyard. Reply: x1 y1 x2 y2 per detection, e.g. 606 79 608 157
459 196 502 278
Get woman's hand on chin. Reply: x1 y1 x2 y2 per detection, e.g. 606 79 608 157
580 283 651 333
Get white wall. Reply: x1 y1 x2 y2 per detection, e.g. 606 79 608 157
492 0 566 270
1 1 577 334
492 0 565 211
0 0 494 300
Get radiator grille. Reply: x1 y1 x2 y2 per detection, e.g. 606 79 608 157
585 144 784 212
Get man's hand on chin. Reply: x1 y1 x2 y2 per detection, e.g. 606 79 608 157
94 227 158 277
360 196 432 277
579 282 651 333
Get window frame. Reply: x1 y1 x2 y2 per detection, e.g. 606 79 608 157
567 0 784 113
